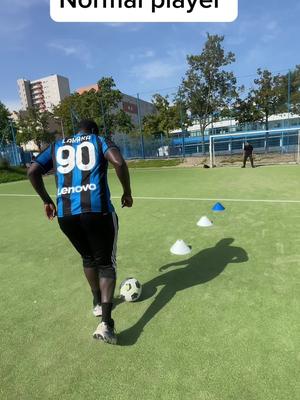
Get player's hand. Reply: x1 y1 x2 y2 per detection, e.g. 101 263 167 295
121 194 133 208
44 203 57 220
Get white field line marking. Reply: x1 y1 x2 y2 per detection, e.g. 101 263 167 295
0 194 38 197
0 193 300 204
0 180 30 186
115 196 300 204
0 193 38 197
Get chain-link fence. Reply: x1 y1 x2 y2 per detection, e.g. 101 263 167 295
112 127 300 168
113 133 181 159
0 143 23 166
209 127 300 167
4 66 300 166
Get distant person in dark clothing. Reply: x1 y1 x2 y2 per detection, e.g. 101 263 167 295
242 141 254 168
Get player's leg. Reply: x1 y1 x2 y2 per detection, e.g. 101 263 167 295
92 211 118 344
242 154 247 167
250 155 254 168
81 212 118 344
81 212 118 309
58 215 102 316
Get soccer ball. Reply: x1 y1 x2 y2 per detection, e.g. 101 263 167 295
119 278 142 302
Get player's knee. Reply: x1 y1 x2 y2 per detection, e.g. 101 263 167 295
82 256 96 269
98 264 116 279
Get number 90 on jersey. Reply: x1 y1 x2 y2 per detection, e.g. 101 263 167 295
56 142 96 174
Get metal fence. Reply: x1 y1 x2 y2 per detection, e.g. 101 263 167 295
113 132 203 159
0 143 23 166
113 133 176 159
2 128 300 167
209 127 300 167
112 127 300 166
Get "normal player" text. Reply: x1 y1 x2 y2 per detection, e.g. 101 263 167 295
60 0 219 14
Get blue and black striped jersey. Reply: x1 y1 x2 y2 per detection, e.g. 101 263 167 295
35 133 117 218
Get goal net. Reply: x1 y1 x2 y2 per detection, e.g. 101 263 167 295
209 127 300 167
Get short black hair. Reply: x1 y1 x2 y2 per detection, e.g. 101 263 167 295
78 119 99 135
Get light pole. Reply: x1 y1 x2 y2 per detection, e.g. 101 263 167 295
9 119 19 166
287 70 291 128
136 93 145 159
54 117 65 139
60 119 65 139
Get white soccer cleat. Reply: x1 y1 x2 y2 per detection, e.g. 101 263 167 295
93 321 117 345
92 304 102 317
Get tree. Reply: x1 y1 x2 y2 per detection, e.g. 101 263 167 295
16 108 54 151
233 69 282 151
53 77 134 136
251 69 282 131
178 33 238 153
95 77 134 134
233 95 264 127
234 69 282 134
142 94 183 137
143 113 161 137
114 109 134 135
277 66 300 115
0 101 11 143
53 93 82 135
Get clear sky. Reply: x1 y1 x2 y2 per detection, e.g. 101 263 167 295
1 0 299 110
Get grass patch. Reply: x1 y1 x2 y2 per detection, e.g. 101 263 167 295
1 166 300 399
0 166 27 184
0 159 182 184
126 158 182 168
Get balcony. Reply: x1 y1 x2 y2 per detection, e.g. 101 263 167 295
31 89 43 95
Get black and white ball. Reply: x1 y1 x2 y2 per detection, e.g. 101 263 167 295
120 278 142 302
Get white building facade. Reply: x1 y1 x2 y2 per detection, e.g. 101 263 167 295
172 113 300 137
17 75 70 112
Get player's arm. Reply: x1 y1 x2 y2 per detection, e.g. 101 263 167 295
27 146 56 220
104 148 133 208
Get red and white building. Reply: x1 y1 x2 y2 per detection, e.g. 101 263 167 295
76 84 155 127
17 75 70 112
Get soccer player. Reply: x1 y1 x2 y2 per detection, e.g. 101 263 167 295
27 119 133 345
242 141 255 168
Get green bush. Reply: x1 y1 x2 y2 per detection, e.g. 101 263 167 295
0 166 27 184
126 159 183 168
0 158 10 169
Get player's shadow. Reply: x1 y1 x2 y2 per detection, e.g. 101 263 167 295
118 238 248 346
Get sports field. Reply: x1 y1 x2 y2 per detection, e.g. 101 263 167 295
1 165 300 400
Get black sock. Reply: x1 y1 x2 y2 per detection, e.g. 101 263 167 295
92 290 101 307
101 302 113 326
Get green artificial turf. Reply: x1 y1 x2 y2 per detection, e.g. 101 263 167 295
125 159 182 168
0 159 182 185
0 166 27 184
0 165 300 400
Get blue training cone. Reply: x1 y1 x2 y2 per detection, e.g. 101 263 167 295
212 202 225 212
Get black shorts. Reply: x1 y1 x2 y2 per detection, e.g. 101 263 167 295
58 212 118 270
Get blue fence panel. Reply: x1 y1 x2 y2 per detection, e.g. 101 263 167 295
111 128 300 160
0 144 22 166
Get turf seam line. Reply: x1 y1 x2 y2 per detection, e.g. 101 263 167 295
1 193 300 204
126 196 300 203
